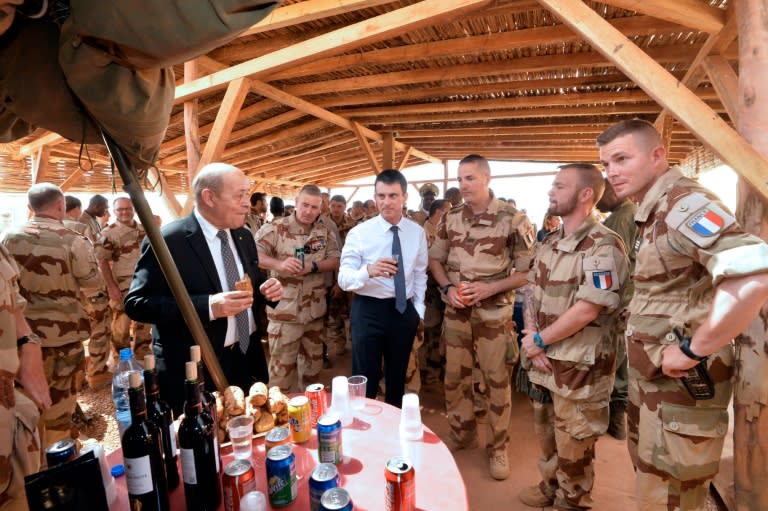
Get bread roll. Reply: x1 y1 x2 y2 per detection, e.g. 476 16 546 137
213 391 225 420
223 385 245 416
268 388 288 415
248 381 268 407
254 409 275 433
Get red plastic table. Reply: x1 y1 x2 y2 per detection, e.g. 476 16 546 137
108 398 468 510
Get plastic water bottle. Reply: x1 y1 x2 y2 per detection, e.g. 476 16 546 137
112 348 143 437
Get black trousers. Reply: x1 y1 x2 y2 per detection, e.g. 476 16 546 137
351 295 420 408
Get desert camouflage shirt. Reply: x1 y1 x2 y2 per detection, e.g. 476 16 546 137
256 213 340 323
429 198 534 304
0 244 23 377
626 167 768 379
526 214 630 400
2 216 101 347
77 211 102 242
94 220 146 280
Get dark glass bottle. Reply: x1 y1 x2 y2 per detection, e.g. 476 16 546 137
178 361 221 511
121 371 170 511
189 345 221 473
144 354 180 490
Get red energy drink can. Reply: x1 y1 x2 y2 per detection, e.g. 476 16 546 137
385 456 415 511
305 383 327 427
223 459 257 511
457 281 472 306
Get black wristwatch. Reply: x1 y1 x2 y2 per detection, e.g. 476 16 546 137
17 335 31 348
679 336 707 362
311 261 319 273
441 283 455 295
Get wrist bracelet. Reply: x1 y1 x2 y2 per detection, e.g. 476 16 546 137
533 332 549 351
442 283 455 295
679 336 707 362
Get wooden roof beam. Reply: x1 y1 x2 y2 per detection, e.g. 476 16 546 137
174 0 492 103
352 122 382 174
219 119 330 160
230 133 357 168
539 0 768 200
598 0 725 34
18 131 65 159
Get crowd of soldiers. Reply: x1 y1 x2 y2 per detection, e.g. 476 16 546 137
2 118 768 511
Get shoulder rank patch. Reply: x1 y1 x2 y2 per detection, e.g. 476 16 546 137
582 255 620 291
665 192 735 248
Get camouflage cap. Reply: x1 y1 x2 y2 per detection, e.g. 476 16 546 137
419 183 438 197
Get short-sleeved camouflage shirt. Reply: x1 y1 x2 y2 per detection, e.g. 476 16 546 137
626 167 768 380
526 215 630 400
429 198 534 304
0 244 23 376
256 213 341 323
94 221 146 281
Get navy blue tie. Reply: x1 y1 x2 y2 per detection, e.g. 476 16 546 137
390 226 407 314
217 230 251 353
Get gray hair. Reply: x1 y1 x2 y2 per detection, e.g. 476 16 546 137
193 163 241 205
28 183 63 212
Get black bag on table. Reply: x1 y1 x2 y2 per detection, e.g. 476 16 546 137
24 451 109 511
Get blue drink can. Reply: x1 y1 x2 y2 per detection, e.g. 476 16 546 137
45 439 77 467
317 413 342 465
295 247 305 269
319 487 353 511
309 463 340 511
265 444 297 507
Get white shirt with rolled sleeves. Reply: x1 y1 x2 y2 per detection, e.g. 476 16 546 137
338 215 428 319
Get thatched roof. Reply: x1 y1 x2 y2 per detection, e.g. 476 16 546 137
2 0 755 206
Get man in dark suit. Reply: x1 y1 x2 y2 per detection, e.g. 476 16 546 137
125 163 283 415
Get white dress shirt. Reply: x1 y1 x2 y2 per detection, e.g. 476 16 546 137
338 214 428 319
194 209 256 347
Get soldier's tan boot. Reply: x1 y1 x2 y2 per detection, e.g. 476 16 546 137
489 451 510 480
518 484 555 507
607 403 627 440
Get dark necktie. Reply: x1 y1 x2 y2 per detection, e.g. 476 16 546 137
217 230 250 353
390 225 407 314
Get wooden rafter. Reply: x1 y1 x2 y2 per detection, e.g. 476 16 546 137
352 122 382 174
598 0 725 34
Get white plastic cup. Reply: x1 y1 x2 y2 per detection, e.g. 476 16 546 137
347 375 368 412
80 441 117 504
330 376 352 426
227 415 255 460
240 491 267 511
399 392 424 441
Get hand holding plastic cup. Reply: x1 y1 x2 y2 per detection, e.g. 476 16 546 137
227 415 255 460
399 392 424 441
347 375 368 412
331 376 352 426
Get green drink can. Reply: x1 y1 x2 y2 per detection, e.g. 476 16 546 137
295 247 305 269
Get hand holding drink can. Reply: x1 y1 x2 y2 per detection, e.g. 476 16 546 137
457 281 472 306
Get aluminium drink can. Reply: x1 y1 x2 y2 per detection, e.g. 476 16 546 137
385 456 415 511
294 247 305 269
316 413 342 465
266 444 297 507
264 426 291 452
309 463 340 511
319 487 353 511
45 439 77 467
287 395 312 443
305 383 327 427
223 459 257 511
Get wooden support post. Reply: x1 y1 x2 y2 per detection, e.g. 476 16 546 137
443 160 450 195
31 146 50 184
382 132 395 169
733 3 768 510
184 60 202 210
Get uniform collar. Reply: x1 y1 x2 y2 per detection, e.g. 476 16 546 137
552 214 598 253
635 166 683 223
460 197 502 225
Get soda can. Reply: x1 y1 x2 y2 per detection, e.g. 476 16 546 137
385 456 415 511
309 463 339 511
264 426 291 452
317 413 342 465
305 383 327 427
266 444 297 507
319 487 353 511
46 439 77 467
295 247 305 269
457 281 472 306
223 459 257 511
287 395 312 443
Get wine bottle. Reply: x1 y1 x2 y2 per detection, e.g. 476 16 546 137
190 345 221 473
179 361 222 511
144 354 180 490
121 371 170 511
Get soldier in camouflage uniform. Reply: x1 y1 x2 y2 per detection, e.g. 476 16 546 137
256 185 340 392
519 164 629 510
324 195 356 358
429 154 534 481
598 119 768 511
94 197 152 360
2 183 101 447
0 243 51 511
77 194 113 388
244 192 266 235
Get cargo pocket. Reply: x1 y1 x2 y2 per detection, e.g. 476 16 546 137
554 396 608 440
309 287 327 321
655 403 728 481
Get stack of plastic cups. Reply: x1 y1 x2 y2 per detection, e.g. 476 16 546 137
240 491 267 511
399 393 424 441
330 376 352 427
80 440 117 505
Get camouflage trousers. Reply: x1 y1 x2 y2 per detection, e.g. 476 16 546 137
628 345 732 511
610 331 628 409
267 319 324 393
83 290 112 386
41 342 85 447
531 400 559 501
324 290 349 356
0 389 42 511
443 303 513 454
112 279 152 361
